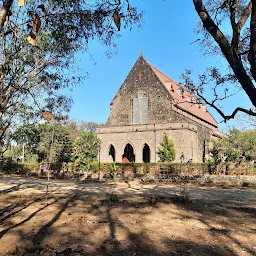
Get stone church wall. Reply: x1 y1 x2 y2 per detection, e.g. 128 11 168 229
99 56 218 163
97 122 203 163
107 57 184 126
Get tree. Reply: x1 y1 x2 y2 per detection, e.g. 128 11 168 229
72 131 100 171
78 121 103 134
12 122 73 169
0 0 142 154
8 120 102 170
61 119 102 135
38 123 73 169
157 132 176 162
211 128 256 163
181 0 256 122
12 123 40 156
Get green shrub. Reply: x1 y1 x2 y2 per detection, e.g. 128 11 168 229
205 176 214 184
174 188 191 204
180 188 190 203
207 160 217 174
157 132 176 162
24 163 41 171
110 162 119 180
241 182 250 187
143 163 150 175
0 158 29 174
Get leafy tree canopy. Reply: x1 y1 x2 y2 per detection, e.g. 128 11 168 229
0 0 142 153
211 128 256 163
12 122 73 168
7 119 101 170
72 130 100 171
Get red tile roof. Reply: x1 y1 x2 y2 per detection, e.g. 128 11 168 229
148 63 218 128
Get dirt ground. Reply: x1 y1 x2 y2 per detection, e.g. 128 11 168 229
0 176 255 256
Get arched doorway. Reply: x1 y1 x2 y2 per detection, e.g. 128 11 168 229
122 143 135 162
143 144 150 163
109 145 116 162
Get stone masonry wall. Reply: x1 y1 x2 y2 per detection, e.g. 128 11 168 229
107 56 185 126
97 122 202 163
100 56 218 163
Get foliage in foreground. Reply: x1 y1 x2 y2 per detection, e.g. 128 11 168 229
0 0 142 154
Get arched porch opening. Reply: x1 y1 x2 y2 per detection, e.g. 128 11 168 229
122 143 135 162
109 144 116 162
143 144 151 163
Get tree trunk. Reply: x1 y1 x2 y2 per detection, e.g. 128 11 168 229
193 0 256 109
249 0 256 81
0 112 3 171
0 0 14 31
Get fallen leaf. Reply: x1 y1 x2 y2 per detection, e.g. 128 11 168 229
41 111 54 121
27 35 37 46
17 0 25 6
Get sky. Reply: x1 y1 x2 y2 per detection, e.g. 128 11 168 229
68 0 252 132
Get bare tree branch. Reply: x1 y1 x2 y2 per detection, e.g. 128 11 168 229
230 0 239 51
193 0 256 111
238 49 250 55
196 89 256 122
237 1 252 32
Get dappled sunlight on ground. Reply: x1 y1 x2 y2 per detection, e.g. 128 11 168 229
0 176 255 256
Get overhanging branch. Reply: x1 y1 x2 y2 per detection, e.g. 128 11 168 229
193 0 256 110
196 90 256 122
237 1 252 32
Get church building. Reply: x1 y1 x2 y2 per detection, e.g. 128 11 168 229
96 54 220 163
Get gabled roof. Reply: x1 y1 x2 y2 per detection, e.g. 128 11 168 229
148 62 218 128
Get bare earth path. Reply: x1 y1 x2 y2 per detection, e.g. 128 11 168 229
0 176 255 256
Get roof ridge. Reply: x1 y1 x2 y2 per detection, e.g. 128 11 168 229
147 61 178 84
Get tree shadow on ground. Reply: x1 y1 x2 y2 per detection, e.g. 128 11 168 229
32 193 76 246
0 184 23 194
13 196 238 256
0 194 70 240
0 192 63 222
0 200 36 222
0 181 255 256
169 193 256 256
94 202 234 256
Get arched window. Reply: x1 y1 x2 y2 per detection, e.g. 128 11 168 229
109 145 116 162
122 143 135 162
132 90 148 124
143 144 150 163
